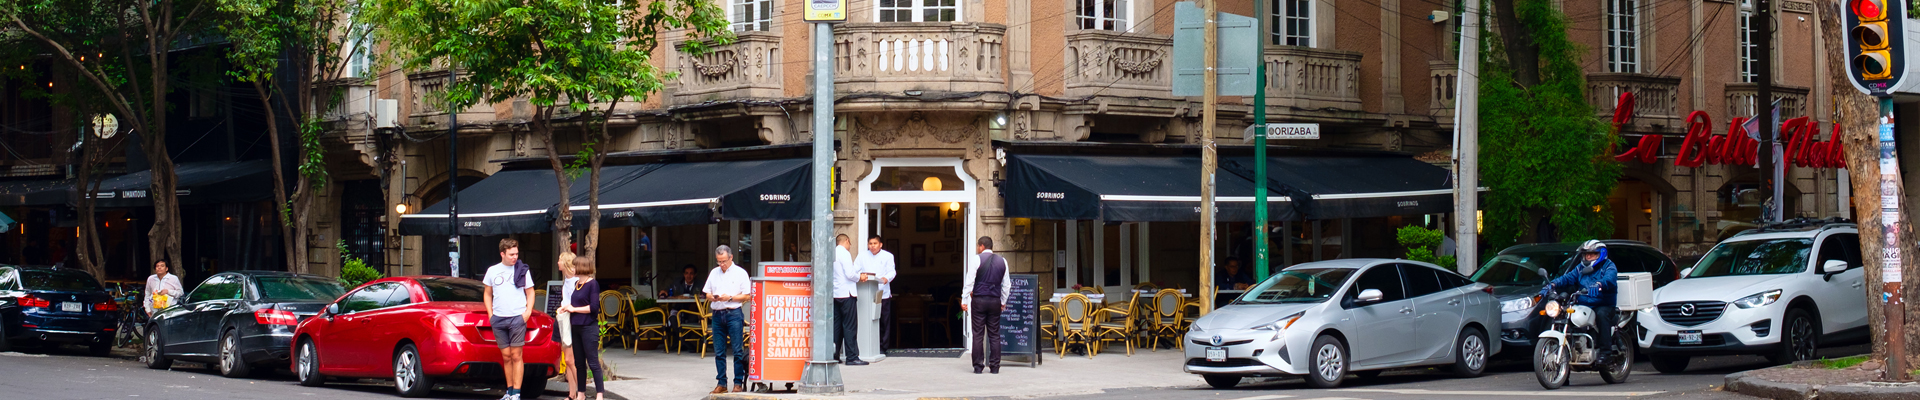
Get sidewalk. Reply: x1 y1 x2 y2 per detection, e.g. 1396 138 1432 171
596 347 1203 400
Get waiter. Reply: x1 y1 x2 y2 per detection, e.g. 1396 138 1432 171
855 235 897 355
832 234 867 365
962 236 1010 374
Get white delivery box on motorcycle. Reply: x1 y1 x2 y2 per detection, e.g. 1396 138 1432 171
1616 272 1654 311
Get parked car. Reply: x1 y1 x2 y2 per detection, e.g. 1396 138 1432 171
292 276 561 398
0 265 121 355
1184 259 1502 389
1471 240 1680 351
1637 220 1865 373
143 271 345 377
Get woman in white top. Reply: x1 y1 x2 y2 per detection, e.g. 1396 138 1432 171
555 252 581 400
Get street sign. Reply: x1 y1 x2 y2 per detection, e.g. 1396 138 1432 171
1265 123 1319 140
1172 2 1257 96
803 0 847 21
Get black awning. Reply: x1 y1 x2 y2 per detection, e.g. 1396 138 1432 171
574 158 812 228
83 160 275 208
1004 153 1466 222
0 178 74 206
397 166 635 236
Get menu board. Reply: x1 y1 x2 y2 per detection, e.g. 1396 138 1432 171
544 281 565 317
998 274 1041 366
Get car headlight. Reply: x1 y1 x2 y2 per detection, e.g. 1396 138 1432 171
1501 296 1537 313
1253 311 1306 340
1189 324 1205 333
1732 289 1784 309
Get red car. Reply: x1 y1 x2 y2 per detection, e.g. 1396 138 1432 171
291 276 560 398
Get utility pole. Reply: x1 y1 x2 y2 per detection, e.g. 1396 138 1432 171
1251 0 1270 282
1198 0 1218 314
1452 0 1480 275
1878 99 1907 380
1841 0 1908 382
447 70 461 278
1756 0 1779 222
799 0 846 393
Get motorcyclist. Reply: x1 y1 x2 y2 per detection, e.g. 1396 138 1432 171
1540 240 1619 365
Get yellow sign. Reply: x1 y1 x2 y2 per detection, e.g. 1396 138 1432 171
803 0 847 21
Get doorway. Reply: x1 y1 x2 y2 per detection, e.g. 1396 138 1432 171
857 158 976 350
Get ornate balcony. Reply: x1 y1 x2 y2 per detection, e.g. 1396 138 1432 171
667 32 784 105
1429 61 1458 121
1588 73 1682 130
833 23 1006 93
1063 30 1173 98
1724 83 1810 121
406 69 495 129
1263 46 1363 112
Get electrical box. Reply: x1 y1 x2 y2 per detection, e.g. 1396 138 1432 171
375 99 399 129
1616 272 1654 311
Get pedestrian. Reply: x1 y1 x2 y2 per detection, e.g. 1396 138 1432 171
832 234 866 365
554 252 580 400
704 245 752 394
482 238 536 400
556 256 606 400
854 235 897 354
144 260 183 316
962 236 1010 374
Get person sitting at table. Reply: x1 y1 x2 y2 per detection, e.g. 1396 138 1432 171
661 264 702 298
1216 257 1254 291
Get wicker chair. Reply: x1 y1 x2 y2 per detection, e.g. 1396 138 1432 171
676 299 714 357
1057 293 1096 359
628 299 670 354
1038 303 1059 352
1149 289 1186 350
598 290 632 350
1092 290 1142 356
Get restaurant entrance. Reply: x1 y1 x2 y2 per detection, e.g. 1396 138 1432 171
856 158 977 351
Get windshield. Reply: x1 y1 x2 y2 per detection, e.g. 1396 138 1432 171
255 276 346 302
21 270 103 291
1472 251 1576 286
419 279 486 302
1236 268 1355 304
1690 238 1812 277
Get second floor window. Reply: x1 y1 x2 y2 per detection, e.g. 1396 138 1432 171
1271 0 1312 46
1739 0 1757 82
1605 0 1639 73
878 0 957 23
731 0 771 32
1077 0 1129 31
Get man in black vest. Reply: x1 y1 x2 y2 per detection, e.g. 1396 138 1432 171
962 236 1011 374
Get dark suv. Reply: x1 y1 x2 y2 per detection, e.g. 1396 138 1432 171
1470 240 1680 352
0 265 121 355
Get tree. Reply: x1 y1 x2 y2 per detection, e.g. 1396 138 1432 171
364 0 728 257
1478 0 1621 251
0 0 221 273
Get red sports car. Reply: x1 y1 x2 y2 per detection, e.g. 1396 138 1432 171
291 276 560 398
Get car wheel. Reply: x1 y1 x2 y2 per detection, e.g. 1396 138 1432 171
0 323 11 352
1451 326 1488 378
218 330 252 378
1202 374 1240 389
143 329 171 369
296 340 325 387
1305 335 1347 388
1650 354 1689 374
1769 308 1819 365
393 344 434 398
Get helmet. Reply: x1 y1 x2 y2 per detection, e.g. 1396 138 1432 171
1577 240 1607 270
1577 240 1606 254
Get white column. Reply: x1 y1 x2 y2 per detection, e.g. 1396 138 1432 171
730 221 742 272
1067 220 1079 288
650 226 659 293
1094 221 1105 291
1139 222 1150 284
709 223 719 267
1120 223 1132 287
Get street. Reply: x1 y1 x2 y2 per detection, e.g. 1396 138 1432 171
0 344 566 400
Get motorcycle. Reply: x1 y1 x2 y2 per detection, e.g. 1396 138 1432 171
1533 289 1633 389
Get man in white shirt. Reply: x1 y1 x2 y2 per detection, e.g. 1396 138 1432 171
482 239 535 400
854 235 897 355
703 245 753 394
144 260 183 316
962 236 1012 374
832 234 867 365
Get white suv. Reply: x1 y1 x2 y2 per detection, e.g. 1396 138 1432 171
1636 221 1865 373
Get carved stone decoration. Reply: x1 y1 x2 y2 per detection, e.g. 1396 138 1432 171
856 112 975 146
664 124 681 149
512 128 531 157
924 114 975 144
856 115 904 146
1109 49 1165 75
1012 112 1032 141
688 52 741 78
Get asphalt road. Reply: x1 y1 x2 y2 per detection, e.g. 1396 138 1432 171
0 343 573 400
1032 344 1874 400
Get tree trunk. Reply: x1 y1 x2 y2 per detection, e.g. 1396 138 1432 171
537 106 574 253
1490 0 1541 87
581 102 620 260
256 82 303 273
75 132 111 280
1821 3 1907 367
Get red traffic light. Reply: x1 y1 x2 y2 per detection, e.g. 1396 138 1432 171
1855 0 1886 21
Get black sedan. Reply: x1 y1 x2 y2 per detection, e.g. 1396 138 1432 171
0 265 122 356
145 271 344 378
1470 240 1681 352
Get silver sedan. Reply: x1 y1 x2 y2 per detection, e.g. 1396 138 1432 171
1183 258 1502 389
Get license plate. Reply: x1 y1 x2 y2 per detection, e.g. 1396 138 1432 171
60 302 83 312
1206 347 1227 362
1678 330 1702 345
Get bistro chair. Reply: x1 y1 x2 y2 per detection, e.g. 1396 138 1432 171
1093 290 1141 356
1057 293 1095 359
628 299 671 354
677 299 714 357
599 290 633 349
1150 289 1186 351
1037 304 1059 352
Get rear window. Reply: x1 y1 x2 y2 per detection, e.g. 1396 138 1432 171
419 279 486 302
255 276 346 302
21 270 103 291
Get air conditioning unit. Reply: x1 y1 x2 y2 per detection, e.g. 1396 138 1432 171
375 99 399 129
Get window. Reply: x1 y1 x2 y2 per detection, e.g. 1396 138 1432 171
1349 265 1406 304
256 276 347 302
1605 0 1639 73
420 278 487 302
730 0 772 32
187 275 241 303
0 268 16 291
1400 264 1445 298
1816 234 1862 271
877 0 957 22
1077 0 1129 31
344 10 369 78
1437 269 1473 289
1738 0 1758 83
1690 238 1813 277
338 282 402 313
1271 0 1312 46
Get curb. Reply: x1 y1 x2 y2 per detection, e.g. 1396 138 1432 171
1818 383 1920 400
1725 371 1816 400
1725 367 1920 400
705 395 1016 400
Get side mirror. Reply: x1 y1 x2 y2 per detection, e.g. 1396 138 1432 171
1535 268 1551 279
1679 267 1694 278
1823 260 1848 274
1356 289 1384 303
325 303 340 316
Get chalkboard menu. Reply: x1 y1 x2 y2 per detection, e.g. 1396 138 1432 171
544 281 565 317
999 274 1041 367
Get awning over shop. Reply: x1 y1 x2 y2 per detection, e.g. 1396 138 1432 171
397 166 613 236
1002 153 1471 222
0 178 74 206
83 160 276 208
399 157 813 236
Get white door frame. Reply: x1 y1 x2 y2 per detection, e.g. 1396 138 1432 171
856 158 979 351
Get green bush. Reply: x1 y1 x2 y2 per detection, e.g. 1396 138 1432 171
629 297 661 324
1397 226 1458 268
336 240 384 288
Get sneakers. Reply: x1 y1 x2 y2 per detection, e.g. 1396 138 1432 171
497 394 519 400
845 359 869 366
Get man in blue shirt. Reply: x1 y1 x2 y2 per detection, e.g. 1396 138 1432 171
1540 240 1619 365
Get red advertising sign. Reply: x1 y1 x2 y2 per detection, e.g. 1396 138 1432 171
749 262 812 383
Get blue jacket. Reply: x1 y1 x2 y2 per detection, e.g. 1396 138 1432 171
1540 249 1617 307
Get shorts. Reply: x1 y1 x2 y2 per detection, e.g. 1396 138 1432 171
490 315 528 348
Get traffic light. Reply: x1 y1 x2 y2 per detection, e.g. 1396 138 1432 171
1846 0 1908 96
